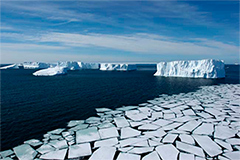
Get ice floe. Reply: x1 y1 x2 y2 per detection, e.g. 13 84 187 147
2 83 240 160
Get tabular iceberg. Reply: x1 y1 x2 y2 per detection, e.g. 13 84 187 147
154 59 225 79
0 64 19 69
33 67 68 76
100 63 137 71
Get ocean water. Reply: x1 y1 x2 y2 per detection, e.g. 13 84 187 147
0 65 239 150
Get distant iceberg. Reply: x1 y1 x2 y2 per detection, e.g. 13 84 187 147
0 62 100 70
100 63 137 71
33 66 68 76
154 59 225 79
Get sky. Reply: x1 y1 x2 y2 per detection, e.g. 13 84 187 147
1 0 239 64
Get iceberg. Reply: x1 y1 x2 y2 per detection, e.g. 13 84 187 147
154 59 225 78
78 62 100 70
0 64 20 69
33 66 67 76
100 63 137 71
22 62 52 69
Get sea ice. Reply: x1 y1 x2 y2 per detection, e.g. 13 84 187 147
176 141 205 157
76 127 101 143
128 147 154 154
13 144 37 160
89 147 116 160
156 144 179 160
68 143 92 158
120 127 141 139
99 127 119 139
116 153 141 160
40 148 67 160
94 137 118 148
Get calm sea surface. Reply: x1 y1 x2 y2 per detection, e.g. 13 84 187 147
1 65 239 150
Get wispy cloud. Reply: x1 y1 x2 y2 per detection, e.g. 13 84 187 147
34 32 238 56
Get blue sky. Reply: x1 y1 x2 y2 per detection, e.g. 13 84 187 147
1 0 239 64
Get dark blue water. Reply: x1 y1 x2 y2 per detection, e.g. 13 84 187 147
1 65 239 150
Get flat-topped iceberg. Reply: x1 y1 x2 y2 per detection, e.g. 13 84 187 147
100 63 137 71
154 59 225 79
0 64 19 69
33 67 67 76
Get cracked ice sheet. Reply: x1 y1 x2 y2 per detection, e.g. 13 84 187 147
94 137 118 148
156 144 179 160
177 120 202 132
36 144 55 154
89 147 116 160
192 135 222 157
126 112 148 121
117 153 141 160
68 143 92 158
0 150 14 158
76 127 100 143
99 127 119 139
120 127 141 139
142 151 161 160
13 144 37 160
40 148 67 160
138 123 160 130
114 117 129 128
193 123 214 135
162 133 178 143
48 140 68 149
179 153 195 160
214 125 238 139
176 141 204 157
128 147 154 154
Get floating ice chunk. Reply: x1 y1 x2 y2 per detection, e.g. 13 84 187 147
98 122 115 129
116 106 138 111
120 127 141 139
40 148 67 160
226 138 240 145
48 128 65 135
94 138 118 148
154 59 225 78
131 140 149 147
192 135 222 157
142 151 161 160
223 151 240 160
114 117 129 128
126 112 148 121
182 109 196 116
162 134 178 143
119 137 147 147
152 119 173 127
193 123 214 135
138 123 160 131
99 127 119 139
67 120 85 127
69 124 89 131
161 122 183 131
96 108 112 112
36 144 55 154
48 140 68 149
68 143 92 158
13 144 37 160
143 128 166 138
215 139 233 151
148 139 161 146
178 120 201 132
0 149 14 158
89 147 116 160
117 153 140 160
214 125 238 139
118 147 133 152
76 127 100 143
24 139 43 147
100 63 137 71
129 121 144 127
156 144 179 160
128 147 154 154
86 117 101 123
179 134 195 145
176 141 204 157
179 153 194 160
33 66 67 76
1 157 13 160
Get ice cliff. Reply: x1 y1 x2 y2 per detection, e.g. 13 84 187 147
100 63 137 71
33 67 68 76
154 59 225 78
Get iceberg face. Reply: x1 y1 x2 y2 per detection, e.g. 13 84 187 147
100 63 137 71
0 64 20 69
22 62 51 69
33 67 67 76
77 62 100 70
154 59 225 79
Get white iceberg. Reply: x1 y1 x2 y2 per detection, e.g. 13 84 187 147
33 66 67 76
154 59 225 78
0 64 20 69
78 62 100 69
100 63 137 71
22 62 52 69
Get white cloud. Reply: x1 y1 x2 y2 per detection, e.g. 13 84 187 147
36 32 239 56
